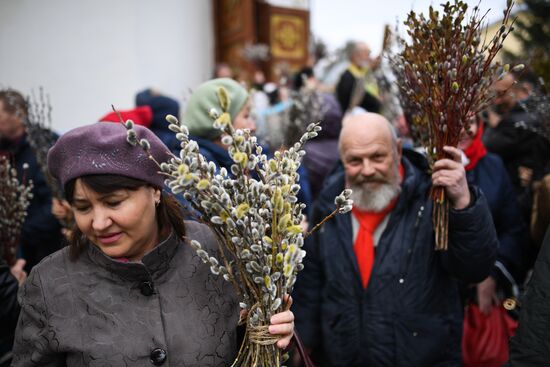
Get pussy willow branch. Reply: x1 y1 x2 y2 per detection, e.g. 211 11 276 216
25 88 63 200
391 0 517 249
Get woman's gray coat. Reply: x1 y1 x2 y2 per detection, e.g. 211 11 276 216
12 221 239 366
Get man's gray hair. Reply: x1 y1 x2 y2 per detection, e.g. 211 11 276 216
345 41 358 61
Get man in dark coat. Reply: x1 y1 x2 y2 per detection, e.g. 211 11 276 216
292 112 498 367
335 41 382 114
0 258 24 367
0 89 63 272
484 71 550 221
509 225 550 366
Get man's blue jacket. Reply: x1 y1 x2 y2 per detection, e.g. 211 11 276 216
292 149 498 367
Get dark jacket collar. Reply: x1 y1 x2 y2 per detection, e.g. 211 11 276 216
501 101 537 127
190 135 234 171
85 231 180 281
394 149 430 213
0 132 28 156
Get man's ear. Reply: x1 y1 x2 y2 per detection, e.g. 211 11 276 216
395 138 403 161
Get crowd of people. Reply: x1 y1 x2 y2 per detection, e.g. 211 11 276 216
1 37 549 366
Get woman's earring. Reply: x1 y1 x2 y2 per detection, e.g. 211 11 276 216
155 200 160 207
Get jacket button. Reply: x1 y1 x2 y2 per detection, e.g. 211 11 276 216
140 281 154 296
150 348 167 365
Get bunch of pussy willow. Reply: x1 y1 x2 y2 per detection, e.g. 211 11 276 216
119 87 352 366
24 88 63 200
284 82 326 147
519 80 550 143
0 157 33 266
391 0 520 250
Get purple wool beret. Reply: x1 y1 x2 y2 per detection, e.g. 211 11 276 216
48 122 173 188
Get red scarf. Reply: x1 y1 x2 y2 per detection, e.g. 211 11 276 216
351 164 403 289
464 122 487 171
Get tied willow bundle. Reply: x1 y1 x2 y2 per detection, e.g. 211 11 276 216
377 25 405 125
519 83 550 142
118 86 352 366
392 0 519 250
284 85 326 147
25 88 63 200
0 157 33 266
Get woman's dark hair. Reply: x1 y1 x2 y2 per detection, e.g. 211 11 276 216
64 174 186 260
0 89 28 117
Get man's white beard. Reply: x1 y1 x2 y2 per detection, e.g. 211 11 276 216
349 167 402 213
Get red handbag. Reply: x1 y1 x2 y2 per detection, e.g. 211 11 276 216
462 304 518 367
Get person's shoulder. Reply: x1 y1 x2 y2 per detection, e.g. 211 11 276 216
474 153 508 182
183 220 218 248
500 107 536 130
33 246 70 268
184 219 212 234
315 164 346 211
30 247 72 277
337 68 354 83
22 247 73 300
481 152 505 167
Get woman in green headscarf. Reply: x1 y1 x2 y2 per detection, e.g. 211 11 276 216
184 78 255 170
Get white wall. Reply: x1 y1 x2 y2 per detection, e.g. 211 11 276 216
0 0 214 133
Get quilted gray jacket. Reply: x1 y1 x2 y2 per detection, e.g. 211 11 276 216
12 221 239 366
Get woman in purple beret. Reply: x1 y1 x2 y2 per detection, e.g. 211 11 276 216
11 121 294 366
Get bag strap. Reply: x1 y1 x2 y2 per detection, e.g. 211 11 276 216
292 331 315 367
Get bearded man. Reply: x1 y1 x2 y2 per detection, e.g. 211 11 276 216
292 112 498 367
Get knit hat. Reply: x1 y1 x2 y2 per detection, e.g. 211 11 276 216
98 106 153 127
135 89 180 132
184 78 249 140
47 122 172 188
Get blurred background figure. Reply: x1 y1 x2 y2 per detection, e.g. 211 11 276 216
135 89 182 155
485 68 550 221
184 77 312 214
184 78 255 171
250 70 271 147
485 68 550 272
292 66 344 202
254 80 293 150
0 89 64 272
458 117 527 310
456 117 526 367
213 62 234 79
335 41 382 115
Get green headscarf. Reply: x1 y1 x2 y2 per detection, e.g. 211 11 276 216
184 78 249 140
